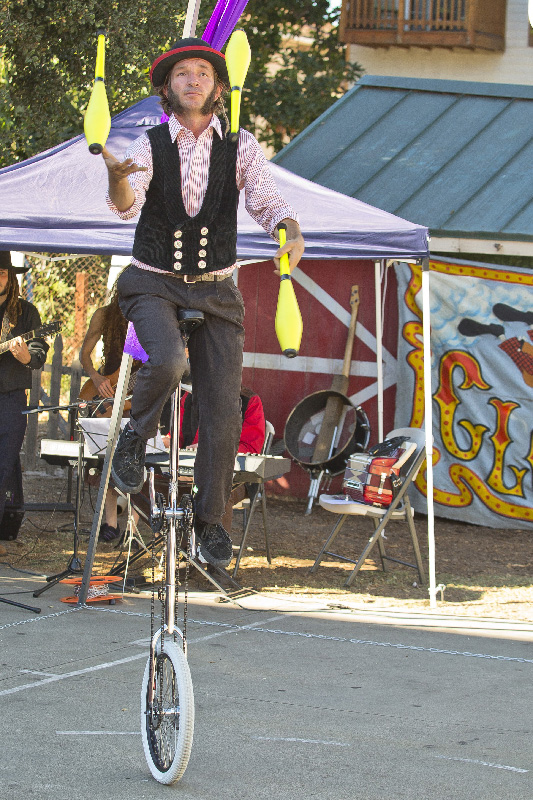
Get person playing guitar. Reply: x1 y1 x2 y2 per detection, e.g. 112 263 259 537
79 279 141 415
0 251 49 547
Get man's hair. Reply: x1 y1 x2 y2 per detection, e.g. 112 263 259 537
4 269 22 325
155 68 229 127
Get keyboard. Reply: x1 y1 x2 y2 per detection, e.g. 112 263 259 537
40 440 291 483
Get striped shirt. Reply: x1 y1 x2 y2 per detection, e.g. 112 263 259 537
106 114 298 276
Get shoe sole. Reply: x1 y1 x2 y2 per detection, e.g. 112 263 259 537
197 542 232 570
111 463 145 496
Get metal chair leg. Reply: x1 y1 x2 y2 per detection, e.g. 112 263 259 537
375 518 388 572
232 489 261 578
260 486 272 564
404 496 426 584
309 514 349 573
344 514 389 587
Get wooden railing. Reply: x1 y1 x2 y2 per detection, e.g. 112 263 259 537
340 0 506 50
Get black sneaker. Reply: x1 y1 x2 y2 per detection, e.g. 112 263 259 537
99 522 120 543
195 519 233 569
111 423 146 495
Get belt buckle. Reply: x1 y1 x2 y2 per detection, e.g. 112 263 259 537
184 275 198 284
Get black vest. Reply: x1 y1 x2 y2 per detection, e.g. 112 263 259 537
132 122 240 276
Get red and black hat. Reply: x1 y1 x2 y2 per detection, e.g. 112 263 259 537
150 37 228 87
0 250 28 274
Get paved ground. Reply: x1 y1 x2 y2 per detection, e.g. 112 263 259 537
0 568 532 800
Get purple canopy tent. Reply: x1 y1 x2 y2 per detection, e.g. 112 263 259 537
0 96 428 261
0 95 438 604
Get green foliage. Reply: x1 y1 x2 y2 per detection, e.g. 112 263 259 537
0 0 186 165
0 0 361 166
238 0 363 151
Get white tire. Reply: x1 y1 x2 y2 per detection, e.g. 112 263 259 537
141 639 194 784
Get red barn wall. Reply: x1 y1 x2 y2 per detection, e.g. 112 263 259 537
238 259 399 498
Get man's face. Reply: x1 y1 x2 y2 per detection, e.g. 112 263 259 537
0 269 9 298
166 58 221 116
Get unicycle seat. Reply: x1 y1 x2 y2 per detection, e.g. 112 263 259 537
178 309 204 340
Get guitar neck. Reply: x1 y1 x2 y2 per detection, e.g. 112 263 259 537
0 328 40 356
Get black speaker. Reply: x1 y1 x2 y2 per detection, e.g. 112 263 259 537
0 508 24 541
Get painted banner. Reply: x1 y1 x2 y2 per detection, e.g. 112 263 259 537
394 257 533 529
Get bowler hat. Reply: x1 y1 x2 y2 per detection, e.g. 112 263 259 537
0 250 28 274
150 37 228 87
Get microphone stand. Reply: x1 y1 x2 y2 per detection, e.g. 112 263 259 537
22 398 111 598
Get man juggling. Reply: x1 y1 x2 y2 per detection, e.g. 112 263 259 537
100 36 304 569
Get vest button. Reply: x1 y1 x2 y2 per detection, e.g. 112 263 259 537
198 249 206 257
174 265 182 271
198 260 206 269
175 240 182 249
200 237 207 246
175 252 183 259
201 227 208 235
174 230 182 238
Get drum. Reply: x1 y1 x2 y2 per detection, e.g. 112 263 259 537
284 390 370 476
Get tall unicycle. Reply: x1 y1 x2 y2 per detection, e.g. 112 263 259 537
140 310 204 783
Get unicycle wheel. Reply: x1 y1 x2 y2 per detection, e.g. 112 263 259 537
140 639 194 784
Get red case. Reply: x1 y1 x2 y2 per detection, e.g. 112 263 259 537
342 445 412 507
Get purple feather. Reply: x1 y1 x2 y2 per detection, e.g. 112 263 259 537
211 0 251 50
124 322 149 363
203 0 231 44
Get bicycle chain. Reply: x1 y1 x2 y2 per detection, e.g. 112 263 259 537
181 494 194 652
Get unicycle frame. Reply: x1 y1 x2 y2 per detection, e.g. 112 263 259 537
146 308 205 721
146 378 194 706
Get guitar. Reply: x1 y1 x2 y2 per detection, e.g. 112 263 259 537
0 321 62 356
79 363 139 418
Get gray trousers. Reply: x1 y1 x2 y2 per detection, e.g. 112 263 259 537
117 265 245 524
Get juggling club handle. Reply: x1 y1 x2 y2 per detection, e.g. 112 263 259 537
278 223 290 276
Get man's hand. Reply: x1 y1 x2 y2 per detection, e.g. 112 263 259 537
101 145 146 212
9 337 31 365
274 218 305 275
101 145 146 182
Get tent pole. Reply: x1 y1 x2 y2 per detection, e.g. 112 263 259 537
77 352 132 605
374 260 384 441
182 0 202 37
421 259 437 608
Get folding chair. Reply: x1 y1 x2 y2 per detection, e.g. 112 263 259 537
310 427 427 587
232 420 275 577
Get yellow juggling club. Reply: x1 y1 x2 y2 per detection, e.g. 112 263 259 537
275 223 303 358
84 31 111 155
225 29 251 144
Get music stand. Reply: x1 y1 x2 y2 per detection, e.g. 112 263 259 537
0 595 41 614
79 417 166 588
27 398 103 598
